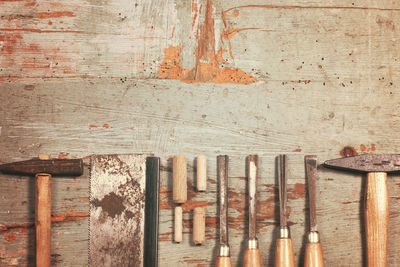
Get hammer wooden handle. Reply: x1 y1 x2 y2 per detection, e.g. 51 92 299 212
36 173 51 267
173 155 187 203
243 248 261 267
365 172 388 267
304 242 324 267
274 238 295 267
216 256 232 267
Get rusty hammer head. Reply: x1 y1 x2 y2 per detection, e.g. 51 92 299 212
0 158 83 176
324 154 400 173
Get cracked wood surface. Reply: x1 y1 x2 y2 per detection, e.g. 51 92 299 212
1 0 400 266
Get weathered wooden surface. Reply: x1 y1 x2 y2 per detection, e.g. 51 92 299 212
1 0 400 266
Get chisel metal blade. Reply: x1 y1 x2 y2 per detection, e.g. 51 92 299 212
217 155 230 256
305 155 318 232
277 155 288 229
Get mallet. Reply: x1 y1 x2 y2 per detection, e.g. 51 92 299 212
324 154 400 267
0 155 83 267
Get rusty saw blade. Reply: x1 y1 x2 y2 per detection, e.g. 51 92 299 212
89 154 158 267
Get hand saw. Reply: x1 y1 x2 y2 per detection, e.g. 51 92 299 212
89 154 160 267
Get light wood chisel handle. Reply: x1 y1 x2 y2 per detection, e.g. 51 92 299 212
36 173 51 267
173 155 187 203
365 172 388 267
216 256 232 267
274 238 295 267
304 242 324 267
243 248 261 267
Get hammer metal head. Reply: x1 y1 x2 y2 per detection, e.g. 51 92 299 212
324 154 400 173
0 158 84 176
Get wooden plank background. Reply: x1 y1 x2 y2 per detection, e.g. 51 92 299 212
1 0 400 266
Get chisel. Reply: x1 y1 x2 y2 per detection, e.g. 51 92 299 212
216 155 232 267
274 154 295 267
243 155 262 267
304 156 324 267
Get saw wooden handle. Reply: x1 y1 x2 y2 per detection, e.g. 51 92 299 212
274 238 295 267
365 172 388 267
173 155 187 203
35 173 51 267
216 256 232 267
243 248 261 267
304 242 324 267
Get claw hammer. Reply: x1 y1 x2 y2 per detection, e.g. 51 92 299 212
324 154 400 267
0 155 83 267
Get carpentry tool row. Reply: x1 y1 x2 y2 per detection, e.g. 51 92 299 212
0 153 398 267
171 153 399 267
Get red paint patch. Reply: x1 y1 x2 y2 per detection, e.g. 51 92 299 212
51 212 88 222
293 148 302 152
36 11 75 19
4 232 17 242
58 152 70 159
360 144 366 151
89 125 98 128
159 0 257 84
24 84 35 90
103 124 110 128
340 146 358 157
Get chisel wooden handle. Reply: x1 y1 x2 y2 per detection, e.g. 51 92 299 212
216 256 232 267
274 238 295 267
304 242 324 267
36 173 51 267
365 172 388 267
173 155 187 203
243 248 261 267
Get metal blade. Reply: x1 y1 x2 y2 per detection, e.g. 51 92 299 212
217 155 229 247
277 155 287 228
247 155 258 240
305 155 318 232
90 154 151 267
324 154 400 173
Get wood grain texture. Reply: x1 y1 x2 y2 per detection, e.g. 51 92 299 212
35 174 51 267
173 155 187 204
193 207 206 245
1 0 400 266
196 155 207 191
174 206 183 243
304 242 324 267
365 172 388 267
216 256 232 267
243 248 261 267
274 238 295 267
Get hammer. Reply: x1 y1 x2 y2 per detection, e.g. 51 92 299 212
0 155 83 267
324 154 400 267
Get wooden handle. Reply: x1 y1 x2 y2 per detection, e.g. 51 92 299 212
274 238 295 267
193 207 205 245
216 256 232 267
173 155 187 203
365 172 388 267
174 206 183 243
304 242 324 267
196 155 207 191
243 248 261 267
35 173 51 267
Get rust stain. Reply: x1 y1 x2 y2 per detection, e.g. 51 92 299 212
288 183 306 200
36 11 75 19
91 192 125 219
340 146 358 157
159 0 257 84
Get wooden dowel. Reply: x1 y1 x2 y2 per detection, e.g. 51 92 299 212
193 207 206 245
196 155 207 191
174 206 183 243
36 173 51 267
173 155 187 203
